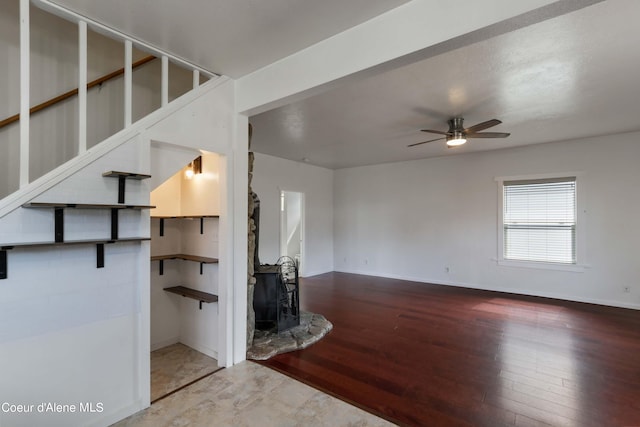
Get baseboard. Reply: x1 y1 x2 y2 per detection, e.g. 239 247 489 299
334 268 640 311
300 268 333 278
86 398 146 427
150 337 180 352
179 339 218 360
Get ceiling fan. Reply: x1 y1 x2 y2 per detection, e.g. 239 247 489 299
408 117 510 147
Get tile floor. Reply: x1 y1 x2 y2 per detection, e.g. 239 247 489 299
150 343 220 402
114 360 395 426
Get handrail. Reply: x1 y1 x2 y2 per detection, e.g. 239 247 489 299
0 55 157 130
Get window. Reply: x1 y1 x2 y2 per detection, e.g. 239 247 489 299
502 177 576 265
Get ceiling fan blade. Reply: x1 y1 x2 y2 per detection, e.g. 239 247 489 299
408 137 445 147
464 119 502 134
466 132 510 138
420 129 450 135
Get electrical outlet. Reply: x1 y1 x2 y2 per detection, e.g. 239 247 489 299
624 286 631 293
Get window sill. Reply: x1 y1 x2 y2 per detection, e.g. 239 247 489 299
496 259 588 272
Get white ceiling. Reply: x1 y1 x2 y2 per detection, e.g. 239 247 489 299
49 0 409 78
250 0 640 169
48 0 640 170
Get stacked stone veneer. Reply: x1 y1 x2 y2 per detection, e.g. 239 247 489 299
247 149 257 348
247 312 333 360
246 126 333 359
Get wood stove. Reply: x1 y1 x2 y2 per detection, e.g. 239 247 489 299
253 257 300 332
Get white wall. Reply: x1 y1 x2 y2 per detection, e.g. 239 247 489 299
149 153 221 358
252 153 333 276
334 132 640 309
0 77 241 427
149 217 220 357
0 137 152 427
150 153 221 217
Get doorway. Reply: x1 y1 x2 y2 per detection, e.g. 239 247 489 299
280 191 304 276
149 151 223 403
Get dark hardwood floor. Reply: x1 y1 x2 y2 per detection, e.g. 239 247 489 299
258 272 640 427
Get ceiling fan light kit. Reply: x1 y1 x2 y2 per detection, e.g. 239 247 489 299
446 130 467 146
409 117 510 148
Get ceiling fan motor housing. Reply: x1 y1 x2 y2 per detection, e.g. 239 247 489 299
448 117 464 132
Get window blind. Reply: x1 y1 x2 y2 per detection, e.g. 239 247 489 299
503 177 576 264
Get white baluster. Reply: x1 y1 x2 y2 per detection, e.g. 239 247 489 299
193 70 200 89
124 40 132 127
78 21 87 154
161 55 169 107
19 0 30 187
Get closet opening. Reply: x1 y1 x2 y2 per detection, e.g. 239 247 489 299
149 151 223 402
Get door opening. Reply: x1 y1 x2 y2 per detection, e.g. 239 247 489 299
280 191 304 276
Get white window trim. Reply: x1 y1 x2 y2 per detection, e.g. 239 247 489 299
495 172 588 272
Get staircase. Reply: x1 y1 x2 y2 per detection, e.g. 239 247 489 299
0 2 237 426
0 0 219 203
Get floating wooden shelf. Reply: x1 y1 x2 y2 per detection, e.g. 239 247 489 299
0 238 150 279
23 202 155 209
151 254 218 275
164 285 218 309
151 215 219 236
151 215 219 219
22 202 155 243
151 254 218 263
0 170 155 280
103 171 151 180
1 237 150 249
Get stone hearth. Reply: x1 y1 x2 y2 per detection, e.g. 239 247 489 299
247 312 332 360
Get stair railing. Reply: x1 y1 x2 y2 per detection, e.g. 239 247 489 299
0 55 156 130
12 0 219 190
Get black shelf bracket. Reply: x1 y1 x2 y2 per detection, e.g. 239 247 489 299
0 250 7 280
111 209 119 240
54 208 64 243
97 243 105 268
200 262 204 275
159 259 164 275
160 218 165 237
102 171 152 205
117 176 127 204
199 300 204 310
200 217 204 234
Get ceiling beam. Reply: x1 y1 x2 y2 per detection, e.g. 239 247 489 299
236 0 603 116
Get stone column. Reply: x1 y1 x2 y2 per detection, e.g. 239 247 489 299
247 125 256 349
